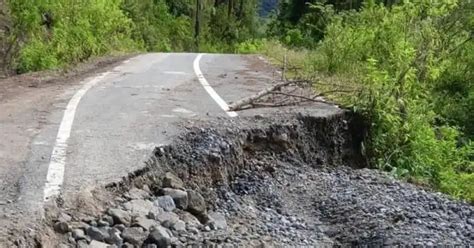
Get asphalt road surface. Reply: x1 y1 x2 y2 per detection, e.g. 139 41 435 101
0 53 278 240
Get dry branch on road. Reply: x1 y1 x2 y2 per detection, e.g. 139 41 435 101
228 79 339 111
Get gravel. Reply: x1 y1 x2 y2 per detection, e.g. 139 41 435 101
52 112 473 247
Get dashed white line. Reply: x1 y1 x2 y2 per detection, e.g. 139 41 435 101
193 54 238 118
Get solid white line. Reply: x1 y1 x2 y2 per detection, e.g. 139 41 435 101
193 54 238 118
43 72 110 201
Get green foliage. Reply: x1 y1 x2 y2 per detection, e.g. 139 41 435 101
318 0 473 202
268 0 361 47
121 0 193 52
4 0 263 72
265 0 474 202
235 39 266 54
9 0 137 72
0 0 18 76
199 0 262 51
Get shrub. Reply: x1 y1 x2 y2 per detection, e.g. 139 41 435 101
235 39 265 54
263 0 473 202
316 0 473 202
9 0 137 72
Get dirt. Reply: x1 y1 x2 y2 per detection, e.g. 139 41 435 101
36 109 473 247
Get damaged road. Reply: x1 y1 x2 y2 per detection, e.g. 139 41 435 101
0 53 472 247
51 112 473 247
0 53 312 246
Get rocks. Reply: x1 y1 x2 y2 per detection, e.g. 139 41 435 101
163 172 184 189
72 229 87 240
179 212 201 228
76 240 89 248
107 208 131 226
106 227 123 246
133 217 159 231
122 227 148 245
147 226 171 247
97 219 110 227
54 115 474 247
154 196 176 212
147 206 164 220
171 220 186 232
208 212 227 230
89 240 109 248
53 221 70 234
124 199 155 216
126 187 150 200
57 212 72 223
155 212 180 227
186 190 206 216
160 188 188 209
86 226 109 242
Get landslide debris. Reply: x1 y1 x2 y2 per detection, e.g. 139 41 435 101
51 111 473 247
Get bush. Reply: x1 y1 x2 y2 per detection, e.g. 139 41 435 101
235 39 265 54
9 0 137 72
263 0 473 202
121 0 193 52
7 0 196 72
316 0 474 202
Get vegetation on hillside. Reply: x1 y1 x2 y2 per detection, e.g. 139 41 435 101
0 0 261 75
265 0 473 202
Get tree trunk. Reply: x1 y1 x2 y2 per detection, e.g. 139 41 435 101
228 0 233 17
194 0 201 51
237 0 244 18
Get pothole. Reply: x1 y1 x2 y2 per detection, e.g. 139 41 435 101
45 111 473 247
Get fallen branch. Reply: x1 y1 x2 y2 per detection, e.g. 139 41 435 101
315 89 354 97
270 91 326 103
228 80 308 111
249 100 311 108
312 81 358 90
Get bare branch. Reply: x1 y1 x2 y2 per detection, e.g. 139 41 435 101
228 80 310 111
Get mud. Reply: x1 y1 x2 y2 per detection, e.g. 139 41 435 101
43 109 473 247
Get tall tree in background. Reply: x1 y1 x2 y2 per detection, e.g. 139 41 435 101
192 0 260 50
268 0 400 47
259 0 279 16
194 0 202 50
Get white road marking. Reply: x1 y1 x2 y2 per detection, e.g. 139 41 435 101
163 71 187 75
160 114 176 118
128 142 158 151
172 107 193 114
193 54 238 118
43 72 111 201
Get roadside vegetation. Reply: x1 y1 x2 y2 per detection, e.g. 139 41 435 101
0 0 472 202
0 0 262 74
262 0 473 203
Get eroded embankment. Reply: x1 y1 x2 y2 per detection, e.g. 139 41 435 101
48 111 473 247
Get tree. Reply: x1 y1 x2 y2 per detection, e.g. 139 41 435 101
0 0 22 76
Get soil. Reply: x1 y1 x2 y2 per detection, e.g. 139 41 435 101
41 110 473 247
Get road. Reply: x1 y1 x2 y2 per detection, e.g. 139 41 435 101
0 53 277 241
